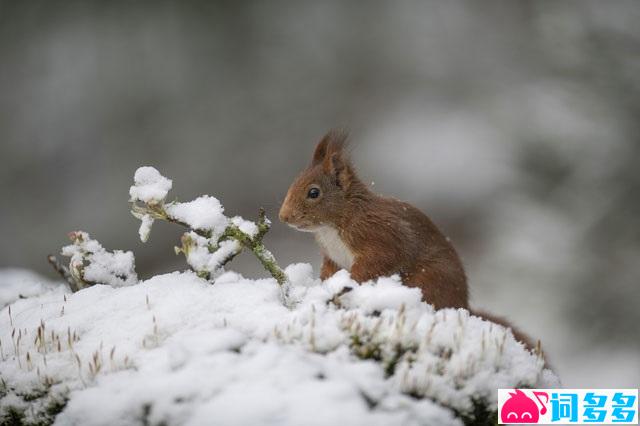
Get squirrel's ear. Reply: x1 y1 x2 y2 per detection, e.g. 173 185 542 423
322 152 351 190
325 148 354 191
311 129 348 166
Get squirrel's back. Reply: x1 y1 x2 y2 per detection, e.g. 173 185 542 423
340 194 469 309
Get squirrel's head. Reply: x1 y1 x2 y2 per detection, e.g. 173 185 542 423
279 130 359 231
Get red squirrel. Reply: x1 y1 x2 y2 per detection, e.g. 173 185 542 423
279 130 538 351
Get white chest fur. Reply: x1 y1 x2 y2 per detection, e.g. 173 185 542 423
314 226 355 270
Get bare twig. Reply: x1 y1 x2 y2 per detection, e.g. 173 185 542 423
47 255 81 292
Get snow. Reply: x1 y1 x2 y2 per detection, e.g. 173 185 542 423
138 214 154 243
180 231 241 275
61 231 138 288
128 166 173 204
332 271 423 313
284 263 316 288
165 196 228 236
0 266 558 425
0 269 65 309
230 216 259 238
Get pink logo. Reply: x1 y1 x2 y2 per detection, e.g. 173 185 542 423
500 390 548 423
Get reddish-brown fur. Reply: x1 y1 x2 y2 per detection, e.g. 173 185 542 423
279 130 539 351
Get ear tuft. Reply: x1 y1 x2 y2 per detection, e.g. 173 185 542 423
311 129 349 166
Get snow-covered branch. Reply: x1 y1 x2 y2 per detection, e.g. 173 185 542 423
48 166 288 301
129 167 288 289
48 231 138 292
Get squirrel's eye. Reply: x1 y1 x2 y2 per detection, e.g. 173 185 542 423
307 187 320 199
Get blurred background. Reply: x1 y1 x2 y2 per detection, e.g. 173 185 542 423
1 1 638 388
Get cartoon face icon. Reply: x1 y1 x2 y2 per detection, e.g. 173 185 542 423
501 390 548 423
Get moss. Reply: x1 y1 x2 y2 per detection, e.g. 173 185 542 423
349 332 419 379
16 386 49 402
458 398 497 426
0 406 26 426
0 380 8 400
40 394 69 425
345 319 500 425
0 389 69 426
350 335 383 363
140 403 152 426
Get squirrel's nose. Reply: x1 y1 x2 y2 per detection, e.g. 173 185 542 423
279 206 293 223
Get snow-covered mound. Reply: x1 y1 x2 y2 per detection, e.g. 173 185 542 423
0 266 558 426
0 269 65 309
